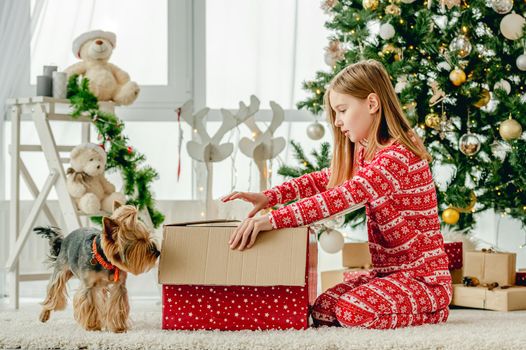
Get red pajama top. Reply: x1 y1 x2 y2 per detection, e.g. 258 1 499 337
263 140 452 287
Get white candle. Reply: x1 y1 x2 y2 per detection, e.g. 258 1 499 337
52 71 68 99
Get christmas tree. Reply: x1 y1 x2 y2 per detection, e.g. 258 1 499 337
294 0 526 231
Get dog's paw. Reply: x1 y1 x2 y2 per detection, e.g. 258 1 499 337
39 309 50 323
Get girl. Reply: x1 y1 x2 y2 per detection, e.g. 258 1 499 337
221 59 452 330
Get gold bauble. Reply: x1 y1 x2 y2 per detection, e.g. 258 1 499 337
499 116 523 141
385 4 401 15
442 208 460 225
363 0 379 10
425 113 441 129
381 44 402 61
473 89 491 108
449 68 466 86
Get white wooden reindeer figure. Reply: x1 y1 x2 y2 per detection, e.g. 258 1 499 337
180 99 258 217
238 95 286 192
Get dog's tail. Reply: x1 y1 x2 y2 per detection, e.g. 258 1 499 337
34 226 63 262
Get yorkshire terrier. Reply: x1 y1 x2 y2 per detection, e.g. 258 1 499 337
34 202 160 333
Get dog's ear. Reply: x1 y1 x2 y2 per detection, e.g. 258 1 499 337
113 200 124 212
102 216 120 242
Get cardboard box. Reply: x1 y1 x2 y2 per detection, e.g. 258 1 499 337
463 250 516 286
451 284 526 311
342 242 372 268
450 268 463 284
321 268 374 292
158 219 317 331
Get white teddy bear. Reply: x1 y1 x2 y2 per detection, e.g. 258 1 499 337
64 30 140 105
66 143 126 214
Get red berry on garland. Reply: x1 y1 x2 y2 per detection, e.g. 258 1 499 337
127 146 133 154
99 143 105 151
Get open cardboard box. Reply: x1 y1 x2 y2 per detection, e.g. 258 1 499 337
158 219 318 331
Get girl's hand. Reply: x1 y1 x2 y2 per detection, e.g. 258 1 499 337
229 215 273 251
221 191 270 218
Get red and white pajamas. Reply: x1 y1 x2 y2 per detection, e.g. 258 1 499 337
263 141 453 329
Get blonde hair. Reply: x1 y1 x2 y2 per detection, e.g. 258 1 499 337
324 59 431 188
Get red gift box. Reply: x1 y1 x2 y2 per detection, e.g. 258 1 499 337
516 270 526 286
159 220 317 331
444 242 463 270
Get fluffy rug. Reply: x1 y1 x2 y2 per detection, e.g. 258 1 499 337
1 307 525 350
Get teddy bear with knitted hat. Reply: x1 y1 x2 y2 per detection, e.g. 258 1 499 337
64 30 140 105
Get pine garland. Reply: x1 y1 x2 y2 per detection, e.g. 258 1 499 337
67 75 165 228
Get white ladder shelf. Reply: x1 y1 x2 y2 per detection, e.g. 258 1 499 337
4 97 149 309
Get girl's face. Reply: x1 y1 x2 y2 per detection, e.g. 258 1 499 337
329 89 379 143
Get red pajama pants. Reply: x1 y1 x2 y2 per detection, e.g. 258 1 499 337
311 271 452 329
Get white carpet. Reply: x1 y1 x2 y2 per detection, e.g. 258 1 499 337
1 305 526 350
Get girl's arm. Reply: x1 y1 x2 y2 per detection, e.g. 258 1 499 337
262 168 331 208
268 153 405 229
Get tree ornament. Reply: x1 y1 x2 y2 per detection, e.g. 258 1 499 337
449 68 466 86
385 4 401 15
491 0 513 14
499 115 523 140
381 43 402 60
324 40 345 67
362 0 379 10
321 0 339 13
449 35 472 58
425 112 441 129
127 146 133 154
319 228 345 254
442 207 460 225
440 0 461 10
500 13 525 40
401 0 416 3
516 54 526 71
459 133 481 156
494 79 511 94
473 89 490 108
379 23 396 40
307 121 326 140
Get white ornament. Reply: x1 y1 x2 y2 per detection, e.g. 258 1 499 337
319 229 345 254
449 35 472 58
516 54 526 71
494 79 512 94
401 0 416 3
437 61 451 71
500 13 526 40
379 23 395 40
491 0 513 14
307 121 326 140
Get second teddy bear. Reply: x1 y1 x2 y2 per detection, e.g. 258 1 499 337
66 143 126 214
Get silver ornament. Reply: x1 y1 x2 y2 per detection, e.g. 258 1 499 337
494 79 511 94
307 121 325 140
516 54 526 71
500 13 526 40
459 133 481 156
491 0 513 14
379 23 395 40
449 35 472 58
318 228 345 254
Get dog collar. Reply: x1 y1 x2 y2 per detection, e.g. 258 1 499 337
91 238 120 282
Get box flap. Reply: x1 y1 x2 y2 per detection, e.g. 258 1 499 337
164 219 241 227
159 224 309 287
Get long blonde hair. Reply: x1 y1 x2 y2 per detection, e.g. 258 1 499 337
325 59 431 188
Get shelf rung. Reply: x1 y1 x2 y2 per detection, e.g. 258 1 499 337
17 145 77 153
19 273 52 282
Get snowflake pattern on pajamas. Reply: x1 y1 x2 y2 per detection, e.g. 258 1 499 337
263 140 453 329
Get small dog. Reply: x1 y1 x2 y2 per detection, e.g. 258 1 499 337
34 202 160 332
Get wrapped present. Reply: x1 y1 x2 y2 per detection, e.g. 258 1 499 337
451 284 526 311
158 219 317 331
342 242 372 268
444 241 463 270
320 268 374 292
463 250 516 286
516 269 526 286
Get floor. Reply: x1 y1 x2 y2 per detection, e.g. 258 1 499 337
1 298 526 350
